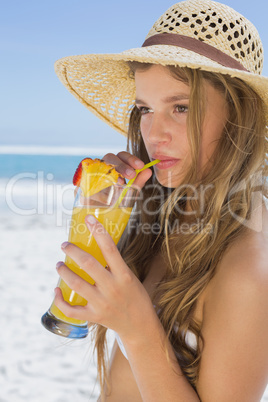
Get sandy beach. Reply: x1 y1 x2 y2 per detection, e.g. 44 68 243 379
0 179 267 401
0 209 107 401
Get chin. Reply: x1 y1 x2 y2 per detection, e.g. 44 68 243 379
155 173 181 189
153 163 191 189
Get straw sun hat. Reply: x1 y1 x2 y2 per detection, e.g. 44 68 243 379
55 0 268 136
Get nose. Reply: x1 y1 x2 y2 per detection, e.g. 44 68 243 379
143 112 172 145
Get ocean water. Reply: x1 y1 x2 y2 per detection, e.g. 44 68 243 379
0 153 101 182
0 151 103 217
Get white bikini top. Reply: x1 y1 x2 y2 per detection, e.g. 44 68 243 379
113 328 197 360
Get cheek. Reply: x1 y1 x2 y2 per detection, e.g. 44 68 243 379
200 84 228 163
200 118 225 163
139 117 150 139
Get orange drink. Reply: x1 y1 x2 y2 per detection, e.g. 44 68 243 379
41 182 137 338
41 157 159 338
50 204 132 326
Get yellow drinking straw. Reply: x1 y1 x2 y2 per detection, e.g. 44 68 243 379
115 159 160 207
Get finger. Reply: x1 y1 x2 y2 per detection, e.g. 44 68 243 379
60 243 111 283
132 168 152 190
54 287 89 321
116 151 144 170
85 215 126 276
117 176 126 185
104 153 135 179
102 152 122 167
55 262 98 301
103 152 144 179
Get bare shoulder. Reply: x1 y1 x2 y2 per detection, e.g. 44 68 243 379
210 203 268 292
196 205 268 401
202 205 268 321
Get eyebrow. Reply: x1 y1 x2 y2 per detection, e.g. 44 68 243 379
135 94 190 104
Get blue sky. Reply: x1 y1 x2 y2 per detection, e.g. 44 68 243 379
1 0 267 150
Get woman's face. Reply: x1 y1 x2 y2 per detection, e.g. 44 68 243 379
134 65 229 188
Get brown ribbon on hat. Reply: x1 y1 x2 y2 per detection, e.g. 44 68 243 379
142 33 248 72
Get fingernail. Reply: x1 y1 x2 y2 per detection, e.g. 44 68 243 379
86 214 97 225
126 168 135 177
56 261 64 269
61 241 69 249
134 160 143 168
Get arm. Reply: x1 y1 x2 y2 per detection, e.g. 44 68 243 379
120 312 200 401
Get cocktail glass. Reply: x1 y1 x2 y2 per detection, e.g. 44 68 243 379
41 183 137 338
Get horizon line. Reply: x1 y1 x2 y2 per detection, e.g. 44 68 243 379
0 145 124 156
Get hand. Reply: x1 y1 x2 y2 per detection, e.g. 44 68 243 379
54 214 157 341
74 151 151 199
103 151 152 190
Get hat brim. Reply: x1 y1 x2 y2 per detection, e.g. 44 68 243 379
55 45 268 136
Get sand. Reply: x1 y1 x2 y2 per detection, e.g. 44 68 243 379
0 210 103 401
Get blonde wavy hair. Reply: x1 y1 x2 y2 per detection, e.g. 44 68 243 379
91 62 268 395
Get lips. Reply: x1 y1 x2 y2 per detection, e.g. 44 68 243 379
152 154 180 170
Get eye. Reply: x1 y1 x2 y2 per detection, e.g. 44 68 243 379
175 105 188 113
136 106 153 115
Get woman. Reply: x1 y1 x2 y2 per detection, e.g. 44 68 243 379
53 0 268 400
